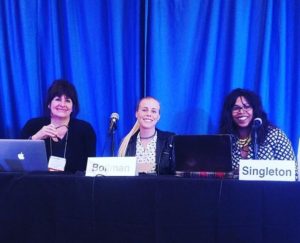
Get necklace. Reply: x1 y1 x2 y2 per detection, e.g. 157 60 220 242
55 124 69 129
237 136 251 147
237 136 251 158
140 131 156 140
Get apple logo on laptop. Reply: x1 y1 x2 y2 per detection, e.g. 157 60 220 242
18 152 25 160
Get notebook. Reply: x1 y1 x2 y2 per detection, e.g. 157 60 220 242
174 135 233 176
0 139 48 172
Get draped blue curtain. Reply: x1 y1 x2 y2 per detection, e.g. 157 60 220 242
0 0 144 155
1 0 299 154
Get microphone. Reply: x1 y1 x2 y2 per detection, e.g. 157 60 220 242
109 112 119 134
252 118 262 129
252 118 262 160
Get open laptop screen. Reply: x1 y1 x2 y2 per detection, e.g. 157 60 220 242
174 135 233 173
0 139 48 172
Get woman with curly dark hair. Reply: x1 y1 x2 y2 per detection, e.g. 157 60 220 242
219 88 295 173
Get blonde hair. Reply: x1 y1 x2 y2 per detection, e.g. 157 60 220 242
118 120 140 156
118 96 160 157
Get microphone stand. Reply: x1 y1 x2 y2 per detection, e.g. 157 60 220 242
253 128 258 159
252 118 262 160
110 127 116 157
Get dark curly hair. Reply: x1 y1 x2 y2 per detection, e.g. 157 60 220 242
219 88 272 145
46 79 79 117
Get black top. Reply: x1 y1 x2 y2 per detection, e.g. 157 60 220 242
21 117 96 173
125 129 175 175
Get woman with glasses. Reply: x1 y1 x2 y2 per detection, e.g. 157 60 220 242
118 96 175 175
21 79 96 173
219 88 295 174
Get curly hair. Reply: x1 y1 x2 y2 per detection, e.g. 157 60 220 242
219 88 272 145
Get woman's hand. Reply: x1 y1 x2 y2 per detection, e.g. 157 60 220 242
31 124 58 140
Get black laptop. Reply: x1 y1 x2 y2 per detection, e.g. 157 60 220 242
174 135 233 176
0 139 48 172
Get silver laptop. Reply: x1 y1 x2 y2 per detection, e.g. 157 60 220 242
0 139 48 172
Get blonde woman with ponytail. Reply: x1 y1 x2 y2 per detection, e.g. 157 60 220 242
118 97 175 175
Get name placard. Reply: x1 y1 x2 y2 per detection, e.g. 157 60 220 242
85 157 137 177
239 159 296 181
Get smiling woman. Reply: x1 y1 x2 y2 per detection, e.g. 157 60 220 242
118 97 175 175
219 88 295 175
21 80 96 173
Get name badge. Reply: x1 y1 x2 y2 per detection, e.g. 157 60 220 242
48 156 66 171
86 157 137 177
239 159 296 181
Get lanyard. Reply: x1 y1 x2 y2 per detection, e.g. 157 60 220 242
49 131 69 158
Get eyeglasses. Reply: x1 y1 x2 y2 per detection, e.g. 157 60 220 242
232 104 252 113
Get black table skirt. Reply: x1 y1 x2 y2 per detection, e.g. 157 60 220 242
0 173 299 243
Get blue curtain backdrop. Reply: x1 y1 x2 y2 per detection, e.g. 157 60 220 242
0 0 299 155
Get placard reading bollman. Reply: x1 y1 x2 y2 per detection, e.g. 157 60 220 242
239 159 296 181
85 157 137 177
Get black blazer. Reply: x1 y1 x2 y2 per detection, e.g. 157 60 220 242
125 129 175 175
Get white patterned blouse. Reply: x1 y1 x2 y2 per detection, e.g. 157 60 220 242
231 126 296 170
